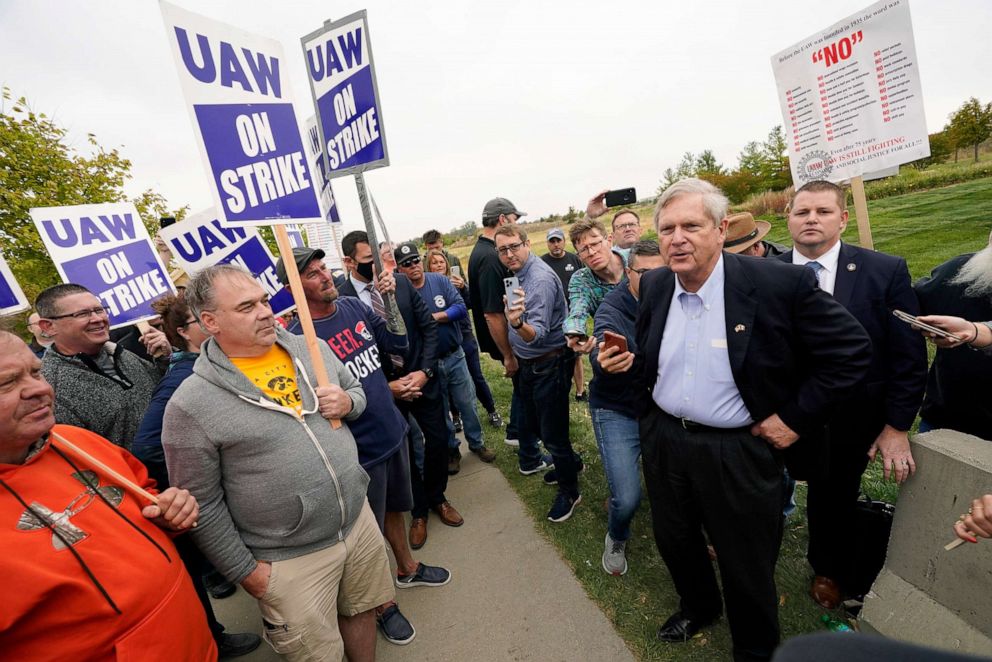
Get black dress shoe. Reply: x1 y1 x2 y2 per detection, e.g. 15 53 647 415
656 611 719 643
217 632 262 658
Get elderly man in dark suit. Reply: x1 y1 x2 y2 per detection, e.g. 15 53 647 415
779 180 927 608
601 178 871 662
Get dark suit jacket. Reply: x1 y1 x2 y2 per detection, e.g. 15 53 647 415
634 252 872 477
338 273 440 395
778 243 927 433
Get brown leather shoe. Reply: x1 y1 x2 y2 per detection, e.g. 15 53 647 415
433 501 464 527
471 445 496 463
409 517 427 550
811 575 841 609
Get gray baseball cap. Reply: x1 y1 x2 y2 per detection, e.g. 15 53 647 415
275 247 325 286
546 228 565 241
482 197 527 221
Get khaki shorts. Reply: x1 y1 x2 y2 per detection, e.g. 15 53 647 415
256 501 394 661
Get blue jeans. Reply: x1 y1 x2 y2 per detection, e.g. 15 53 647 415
514 352 579 493
438 348 485 451
590 407 641 541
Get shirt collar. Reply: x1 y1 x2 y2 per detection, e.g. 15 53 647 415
674 254 725 308
792 240 841 274
350 273 373 293
516 253 535 277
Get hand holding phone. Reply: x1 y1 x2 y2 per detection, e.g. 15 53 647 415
504 277 522 309
451 265 461 278
602 330 628 355
604 188 636 208
893 310 961 341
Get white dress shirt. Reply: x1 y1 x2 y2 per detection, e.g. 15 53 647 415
791 240 841 295
350 273 374 307
653 256 753 428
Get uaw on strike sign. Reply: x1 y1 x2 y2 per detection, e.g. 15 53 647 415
771 0 929 185
31 203 176 328
160 1 322 226
302 10 389 179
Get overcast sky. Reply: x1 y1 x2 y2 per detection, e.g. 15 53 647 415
2 0 989 240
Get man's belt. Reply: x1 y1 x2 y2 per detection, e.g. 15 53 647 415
517 347 565 365
659 408 750 434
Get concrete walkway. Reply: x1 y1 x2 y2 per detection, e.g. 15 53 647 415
211 440 635 661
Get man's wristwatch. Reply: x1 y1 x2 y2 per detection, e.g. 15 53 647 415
423 367 435 380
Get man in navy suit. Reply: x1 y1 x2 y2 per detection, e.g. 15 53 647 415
779 180 927 608
602 178 870 661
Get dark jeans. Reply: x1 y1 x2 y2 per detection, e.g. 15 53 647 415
396 381 451 519
175 535 225 642
641 406 783 662
462 336 496 413
513 351 579 494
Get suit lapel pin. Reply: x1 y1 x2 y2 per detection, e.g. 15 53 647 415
734 324 745 333
846 263 857 271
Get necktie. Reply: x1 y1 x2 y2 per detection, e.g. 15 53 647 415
367 283 405 370
806 261 824 288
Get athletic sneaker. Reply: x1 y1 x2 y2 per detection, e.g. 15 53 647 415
519 454 554 476
377 604 416 645
488 411 504 428
602 532 629 576
453 415 463 433
547 491 582 523
395 562 452 589
504 437 519 447
543 456 586 485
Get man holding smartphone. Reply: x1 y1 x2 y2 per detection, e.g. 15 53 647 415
562 216 627 355
495 225 582 522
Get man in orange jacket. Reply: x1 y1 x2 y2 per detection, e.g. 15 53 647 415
0 331 215 661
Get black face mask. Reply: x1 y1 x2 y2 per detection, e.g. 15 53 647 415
355 260 375 281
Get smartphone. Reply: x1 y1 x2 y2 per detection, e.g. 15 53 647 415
504 276 522 308
892 310 961 341
565 331 589 342
451 265 461 278
159 216 177 229
604 188 636 208
602 330 628 354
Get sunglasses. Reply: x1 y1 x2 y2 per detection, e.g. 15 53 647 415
400 257 422 267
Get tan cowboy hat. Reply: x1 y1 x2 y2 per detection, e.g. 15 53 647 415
724 212 772 254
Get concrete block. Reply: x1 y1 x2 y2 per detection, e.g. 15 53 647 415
860 429 992 655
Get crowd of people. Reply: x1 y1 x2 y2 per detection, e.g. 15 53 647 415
2 176 991 662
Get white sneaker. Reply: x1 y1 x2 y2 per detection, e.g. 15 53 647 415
602 532 628 576
504 437 519 447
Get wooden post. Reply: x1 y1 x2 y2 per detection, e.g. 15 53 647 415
850 175 874 250
273 224 341 429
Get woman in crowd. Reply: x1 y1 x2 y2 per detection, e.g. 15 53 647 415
426 249 502 428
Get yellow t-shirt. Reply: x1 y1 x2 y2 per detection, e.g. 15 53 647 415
230 345 303 414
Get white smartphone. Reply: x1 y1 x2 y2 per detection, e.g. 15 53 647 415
504 276 522 308
892 310 961 341
451 265 461 278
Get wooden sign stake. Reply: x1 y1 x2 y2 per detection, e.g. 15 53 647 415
850 175 874 250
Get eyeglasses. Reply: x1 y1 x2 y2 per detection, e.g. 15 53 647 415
576 238 605 257
178 318 197 328
629 267 653 275
47 306 111 321
400 257 422 267
496 242 525 256
615 222 640 231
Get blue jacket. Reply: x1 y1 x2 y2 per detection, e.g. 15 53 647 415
589 281 639 418
414 272 467 356
132 352 198 488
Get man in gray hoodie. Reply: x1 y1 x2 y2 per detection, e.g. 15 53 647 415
162 264 392 662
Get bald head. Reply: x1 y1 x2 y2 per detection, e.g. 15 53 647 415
0 332 56 464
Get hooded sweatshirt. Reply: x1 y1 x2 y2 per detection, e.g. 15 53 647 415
0 425 215 661
162 327 368 584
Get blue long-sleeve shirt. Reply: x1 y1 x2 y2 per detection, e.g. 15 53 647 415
414 272 467 356
132 352 198 488
509 254 567 359
589 282 639 418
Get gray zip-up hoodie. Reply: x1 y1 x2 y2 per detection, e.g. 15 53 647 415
162 327 368 584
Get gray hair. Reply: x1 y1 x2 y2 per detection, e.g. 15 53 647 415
654 178 729 228
628 240 661 268
184 264 254 318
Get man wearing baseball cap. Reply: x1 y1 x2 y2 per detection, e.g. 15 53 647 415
468 197 529 448
276 247 452 647
542 228 586 400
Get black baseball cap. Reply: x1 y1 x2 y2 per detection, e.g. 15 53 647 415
394 242 421 266
275 247 326 286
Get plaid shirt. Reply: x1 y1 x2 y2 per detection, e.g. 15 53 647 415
563 248 628 335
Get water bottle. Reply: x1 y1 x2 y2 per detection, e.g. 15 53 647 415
820 614 853 632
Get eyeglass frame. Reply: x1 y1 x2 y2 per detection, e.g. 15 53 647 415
575 237 606 257
44 306 111 321
496 242 526 256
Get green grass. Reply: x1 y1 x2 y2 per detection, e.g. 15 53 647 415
463 177 992 660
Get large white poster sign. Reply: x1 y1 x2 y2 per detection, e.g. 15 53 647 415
302 10 389 180
160 1 322 226
158 209 295 316
302 114 344 268
31 203 175 328
0 250 30 316
771 0 929 185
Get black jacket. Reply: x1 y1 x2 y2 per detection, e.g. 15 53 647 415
338 273 440 395
778 243 927 432
634 252 872 477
